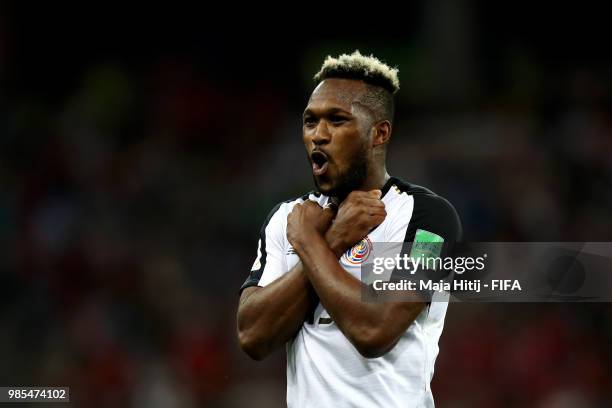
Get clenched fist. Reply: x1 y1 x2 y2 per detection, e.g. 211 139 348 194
326 190 386 257
287 200 335 251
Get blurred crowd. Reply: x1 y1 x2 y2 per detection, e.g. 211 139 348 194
1 4 612 408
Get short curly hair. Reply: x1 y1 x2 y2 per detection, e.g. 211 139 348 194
313 50 400 94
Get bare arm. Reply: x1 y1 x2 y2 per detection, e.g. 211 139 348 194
295 229 425 358
236 204 335 360
287 191 425 358
237 262 315 360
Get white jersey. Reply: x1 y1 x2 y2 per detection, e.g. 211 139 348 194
241 177 462 408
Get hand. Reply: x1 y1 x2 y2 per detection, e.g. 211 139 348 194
287 200 335 251
326 190 386 257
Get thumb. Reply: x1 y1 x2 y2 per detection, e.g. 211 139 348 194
324 200 338 212
369 189 382 199
322 203 336 221
322 204 336 215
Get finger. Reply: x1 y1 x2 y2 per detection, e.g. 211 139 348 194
328 197 340 209
322 205 336 221
370 210 387 219
360 195 385 204
303 200 320 209
368 189 382 199
368 210 387 219
360 197 386 208
370 214 387 228
323 200 338 212
346 190 373 202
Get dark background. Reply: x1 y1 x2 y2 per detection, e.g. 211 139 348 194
1 3 611 407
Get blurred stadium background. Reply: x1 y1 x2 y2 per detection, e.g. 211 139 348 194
0 3 611 407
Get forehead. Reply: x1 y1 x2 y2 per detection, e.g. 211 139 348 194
306 78 367 112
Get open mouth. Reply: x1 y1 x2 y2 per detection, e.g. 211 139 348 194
310 151 329 176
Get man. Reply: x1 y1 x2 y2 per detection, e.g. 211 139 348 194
236 51 461 407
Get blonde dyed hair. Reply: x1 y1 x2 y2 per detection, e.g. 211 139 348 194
313 50 399 94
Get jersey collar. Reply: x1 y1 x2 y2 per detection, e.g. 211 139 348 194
380 176 398 199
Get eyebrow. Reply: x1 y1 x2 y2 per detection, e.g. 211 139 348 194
303 107 352 118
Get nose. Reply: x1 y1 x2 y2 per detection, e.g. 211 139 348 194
312 121 331 146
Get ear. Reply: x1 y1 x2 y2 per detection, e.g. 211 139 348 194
371 120 392 147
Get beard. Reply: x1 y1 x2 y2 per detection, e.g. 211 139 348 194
313 146 369 202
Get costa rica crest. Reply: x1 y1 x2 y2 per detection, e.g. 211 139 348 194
343 237 372 265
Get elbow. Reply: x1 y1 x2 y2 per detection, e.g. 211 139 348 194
237 328 270 361
349 326 396 359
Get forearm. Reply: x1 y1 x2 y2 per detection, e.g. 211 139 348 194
295 234 380 337
295 233 424 357
237 233 343 360
237 262 315 360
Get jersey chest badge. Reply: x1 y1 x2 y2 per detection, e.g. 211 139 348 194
342 237 373 265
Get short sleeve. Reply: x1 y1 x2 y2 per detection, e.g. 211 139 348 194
239 202 288 293
389 193 463 286
403 193 462 252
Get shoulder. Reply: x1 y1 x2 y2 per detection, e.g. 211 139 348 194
389 177 459 217
278 191 324 213
389 177 462 242
260 191 324 228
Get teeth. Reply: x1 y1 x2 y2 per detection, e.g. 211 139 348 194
312 160 327 175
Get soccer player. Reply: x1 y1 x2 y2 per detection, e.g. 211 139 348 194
236 51 462 407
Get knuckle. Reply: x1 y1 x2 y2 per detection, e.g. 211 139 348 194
349 192 363 202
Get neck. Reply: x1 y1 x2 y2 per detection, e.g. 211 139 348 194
359 166 390 192
331 166 390 205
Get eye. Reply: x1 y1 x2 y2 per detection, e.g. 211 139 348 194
303 116 317 128
329 115 348 125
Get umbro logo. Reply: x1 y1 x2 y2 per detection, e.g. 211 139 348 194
286 247 297 255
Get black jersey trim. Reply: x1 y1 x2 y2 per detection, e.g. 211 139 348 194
239 193 316 294
389 177 463 308
239 201 284 293
380 177 395 198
